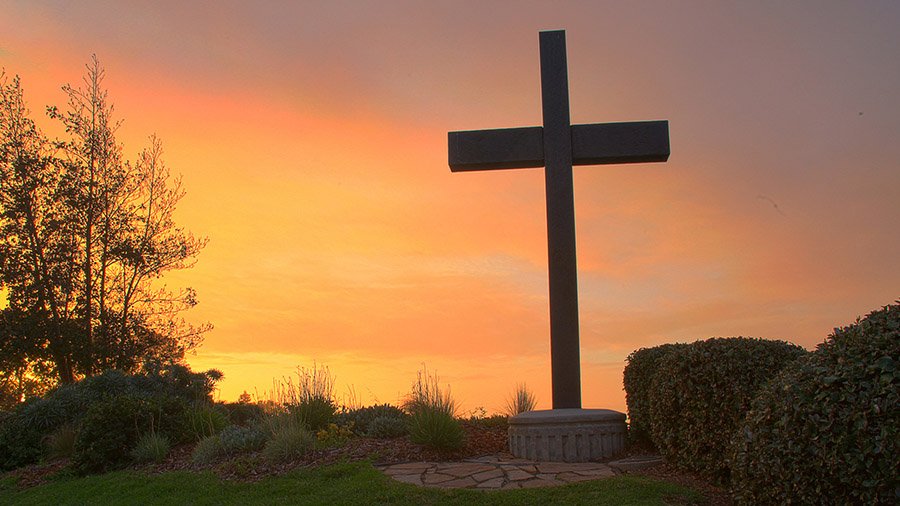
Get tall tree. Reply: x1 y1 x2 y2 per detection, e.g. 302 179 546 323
0 58 210 390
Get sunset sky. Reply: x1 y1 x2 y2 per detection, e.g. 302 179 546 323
2 1 898 413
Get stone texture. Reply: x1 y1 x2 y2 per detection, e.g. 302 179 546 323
422 473 455 485
472 468 504 482
434 477 478 488
392 474 424 485
476 477 506 489
509 408 626 462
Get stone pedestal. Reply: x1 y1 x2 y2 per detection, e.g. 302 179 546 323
508 409 626 462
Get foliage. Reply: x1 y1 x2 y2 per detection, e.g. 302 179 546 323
263 423 316 462
731 302 900 505
367 415 408 439
0 364 219 470
72 394 155 474
467 414 509 430
647 337 806 481
0 59 210 387
622 343 689 447
408 407 465 452
130 432 170 463
336 403 408 436
504 383 537 417
217 424 268 455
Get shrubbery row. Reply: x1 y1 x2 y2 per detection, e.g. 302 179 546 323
624 301 899 504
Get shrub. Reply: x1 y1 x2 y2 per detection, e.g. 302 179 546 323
402 366 457 417
647 337 806 481
731 303 899 504
623 343 689 446
504 383 537 417
0 409 45 470
337 404 407 436
263 424 315 462
72 395 155 475
131 432 170 463
191 435 223 465
367 415 408 439
221 400 263 427
218 424 268 454
408 407 465 451
315 422 353 448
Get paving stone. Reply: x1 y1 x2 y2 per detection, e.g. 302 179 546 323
472 468 504 482
557 472 598 483
505 468 535 481
438 463 496 477
392 474 424 486
433 477 478 489
501 481 522 489
501 464 536 473
385 462 434 473
535 462 605 473
422 472 455 485
476 477 506 489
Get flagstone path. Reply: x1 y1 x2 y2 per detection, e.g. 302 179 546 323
378 454 659 490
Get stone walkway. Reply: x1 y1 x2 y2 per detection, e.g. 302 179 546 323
379 455 628 490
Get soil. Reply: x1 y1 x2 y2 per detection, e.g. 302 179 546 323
4 421 731 505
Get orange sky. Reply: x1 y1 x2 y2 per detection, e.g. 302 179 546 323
2 1 898 413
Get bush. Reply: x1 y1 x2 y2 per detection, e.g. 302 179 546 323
263 423 315 463
623 343 689 446
731 303 899 504
367 415 408 439
315 422 353 448
269 364 336 431
221 401 263 427
337 404 407 436
647 337 806 481
402 367 457 417
72 395 155 475
131 432 170 463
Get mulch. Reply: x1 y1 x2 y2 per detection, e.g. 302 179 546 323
5 421 731 505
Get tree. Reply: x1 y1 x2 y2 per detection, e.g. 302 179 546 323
0 58 210 392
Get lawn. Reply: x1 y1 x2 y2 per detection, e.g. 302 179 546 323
1 460 705 506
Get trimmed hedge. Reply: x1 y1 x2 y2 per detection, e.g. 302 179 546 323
731 303 899 504
648 337 806 481
623 343 689 446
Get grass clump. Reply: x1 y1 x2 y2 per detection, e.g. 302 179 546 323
263 423 316 463
43 423 77 459
504 383 537 417
130 432 170 463
269 364 337 431
190 435 223 466
403 367 464 451
367 415 408 439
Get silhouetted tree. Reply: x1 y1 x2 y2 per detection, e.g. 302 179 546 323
0 57 210 392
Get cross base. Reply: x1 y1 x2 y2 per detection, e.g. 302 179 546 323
508 409 626 462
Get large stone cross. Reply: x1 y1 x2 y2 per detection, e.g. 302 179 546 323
448 30 669 410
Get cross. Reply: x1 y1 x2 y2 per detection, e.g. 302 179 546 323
448 30 669 410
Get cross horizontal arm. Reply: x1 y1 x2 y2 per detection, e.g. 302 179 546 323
572 120 669 165
449 126 543 172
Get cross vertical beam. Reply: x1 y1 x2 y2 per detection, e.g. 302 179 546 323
539 31 581 409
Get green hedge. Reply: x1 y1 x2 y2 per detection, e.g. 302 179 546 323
648 337 806 481
731 302 899 504
623 343 689 446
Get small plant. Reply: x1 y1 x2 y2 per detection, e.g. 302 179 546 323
408 408 465 451
191 434 223 465
268 364 337 431
402 366 457 417
131 432 170 463
218 424 267 454
504 383 537 417
72 395 154 475
367 416 408 439
315 422 354 448
43 423 77 459
263 424 315 463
